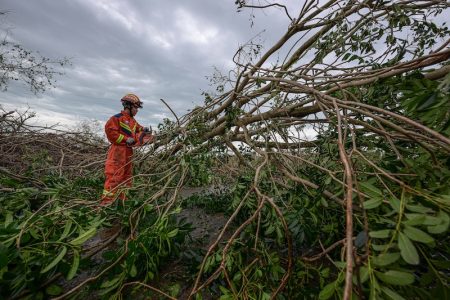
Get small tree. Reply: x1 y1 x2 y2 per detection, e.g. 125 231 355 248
0 11 70 94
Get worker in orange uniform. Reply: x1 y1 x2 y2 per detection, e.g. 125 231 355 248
100 93 154 206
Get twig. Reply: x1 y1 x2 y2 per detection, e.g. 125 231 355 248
160 98 180 126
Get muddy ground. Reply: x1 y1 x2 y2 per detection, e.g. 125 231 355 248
57 186 231 299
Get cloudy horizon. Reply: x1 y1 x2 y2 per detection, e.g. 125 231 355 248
0 0 295 130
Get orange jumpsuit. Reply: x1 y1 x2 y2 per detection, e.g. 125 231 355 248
100 110 153 205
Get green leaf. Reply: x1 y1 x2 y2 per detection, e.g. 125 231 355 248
388 197 401 212
144 204 153 212
29 228 40 240
70 227 97 246
233 272 242 282
41 246 67 273
167 228 179 238
369 276 381 300
0 245 8 269
369 229 392 239
427 211 449 234
261 292 271 300
4 212 13 228
334 261 346 269
398 232 419 265
98 282 121 296
265 225 275 235
360 182 383 197
66 250 80 280
381 286 406 300
403 214 425 226
417 93 437 111
372 243 396 252
195 293 203 300
168 283 181 297
403 226 434 243
255 269 263 278
431 259 450 269
376 270 415 285
147 271 154 280
219 285 230 295
372 252 401 266
58 220 72 241
318 281 336 300
100 275 122 288
423 215 442 226
130 264 137 277
406 205 433 214
46 284 63 296
359 266 370 284
363 197 383 209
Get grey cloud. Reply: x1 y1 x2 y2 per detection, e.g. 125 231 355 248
0 0 293 130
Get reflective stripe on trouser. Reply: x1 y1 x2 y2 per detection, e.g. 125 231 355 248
101 187 126 205
100 144 133 205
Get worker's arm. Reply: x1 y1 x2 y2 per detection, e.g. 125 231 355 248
139 132 155 145
105 116 128 145
134 122 154 146
137 132 154 145
135 122 144 133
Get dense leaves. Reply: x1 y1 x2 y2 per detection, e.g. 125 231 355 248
1 1 450 299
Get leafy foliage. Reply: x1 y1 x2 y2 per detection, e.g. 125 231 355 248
1 1 450 299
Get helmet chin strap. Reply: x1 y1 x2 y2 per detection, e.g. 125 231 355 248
123 103 135 116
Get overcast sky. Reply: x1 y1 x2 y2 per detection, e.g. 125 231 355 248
0 0 297 131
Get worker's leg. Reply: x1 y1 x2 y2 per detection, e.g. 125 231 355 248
101 146 127 206
118 148 133 201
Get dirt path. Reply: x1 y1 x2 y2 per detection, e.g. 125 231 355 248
159 186 231 299
58 185 231 299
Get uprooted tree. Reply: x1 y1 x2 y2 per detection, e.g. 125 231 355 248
1 1 449 299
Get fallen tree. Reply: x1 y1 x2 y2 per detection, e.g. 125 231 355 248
1 1 449 299
151 1 450 299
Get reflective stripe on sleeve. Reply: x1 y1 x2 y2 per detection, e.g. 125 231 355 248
119 122 132 135
116 134 125 144
119 121 132 131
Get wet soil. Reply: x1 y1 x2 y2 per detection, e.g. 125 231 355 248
57 185 231 299
157 186 231 299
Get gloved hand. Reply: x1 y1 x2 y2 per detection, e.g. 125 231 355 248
144 126 152 134
126 137 135 146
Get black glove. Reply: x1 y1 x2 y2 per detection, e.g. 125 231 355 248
126 137 135 146
144 126 152 134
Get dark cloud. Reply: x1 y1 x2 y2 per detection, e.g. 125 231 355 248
0 0 295 128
